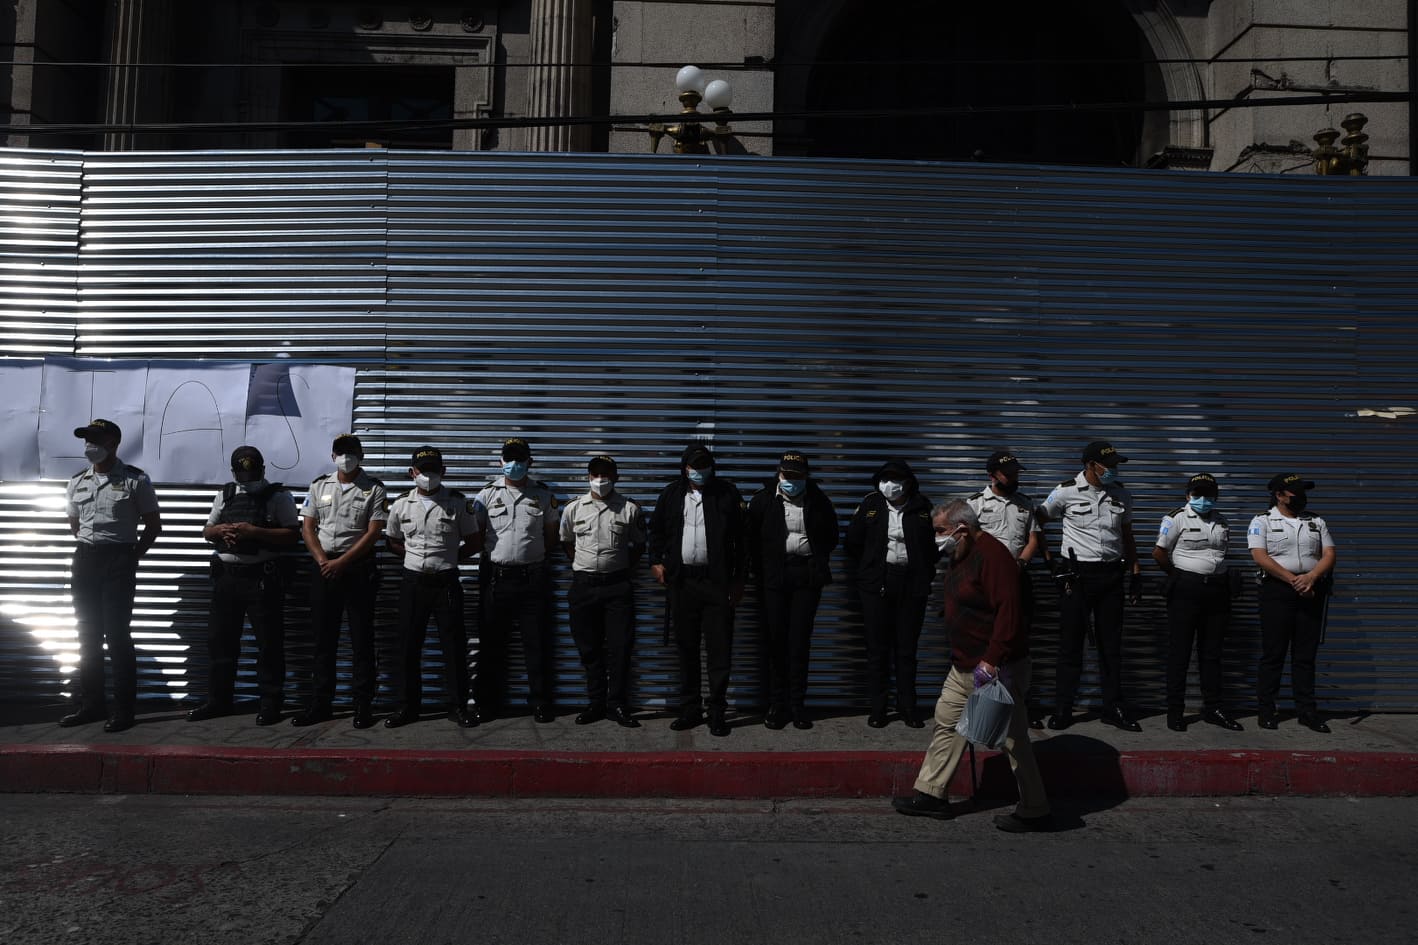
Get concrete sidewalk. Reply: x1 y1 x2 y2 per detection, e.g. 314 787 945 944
3 702 1417 798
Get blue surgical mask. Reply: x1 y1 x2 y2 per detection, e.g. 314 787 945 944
687 467 711 486
503 460 529 480
1098 467 1117 485
1188 496 1215 514
778 477 805 498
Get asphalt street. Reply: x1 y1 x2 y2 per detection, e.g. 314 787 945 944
3 793 1416 945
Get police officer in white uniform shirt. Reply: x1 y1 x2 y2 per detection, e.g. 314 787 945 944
1037 440 1144 732
560 454 646 728
1152 473 1243 733
1248 472 1337 733
383 446 481 729
61 419 162 733
189 445 299 726
292 433 388 729
473 437 561 723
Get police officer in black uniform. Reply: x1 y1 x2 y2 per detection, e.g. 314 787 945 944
648 443 747 737
292 434 388 729
1152 473 1244 732
189 446 299 725
61 419 162 733
845 458 938 729
746 450 839 731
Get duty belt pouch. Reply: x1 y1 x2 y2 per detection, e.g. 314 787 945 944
1228 569 1245 599
209 556 223 582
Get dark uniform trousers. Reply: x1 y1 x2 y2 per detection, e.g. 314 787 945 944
1257 578 1325 715
71 542 140 713
1165 570 1229 712
860 565 929 717
391 569 468 714
568 570 634 710
308 556 380 708
671 570 734 713
1056 561 1126 712
207 560 286 709
476 562 553 712
760 556 820 713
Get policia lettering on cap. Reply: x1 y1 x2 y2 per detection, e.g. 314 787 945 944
1037 440 1144 733
61 419 162 733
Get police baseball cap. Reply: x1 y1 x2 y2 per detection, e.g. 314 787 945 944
1082 441 1127 467
231 445 265 473
73 418 121 441
778 451 810 476
502 437 532 461
986 450 1023 473
682 443 715 469
411 446 443 470
331 433 363 454
1186 473 1219 497
588 454 618 476
1267 472 1315 494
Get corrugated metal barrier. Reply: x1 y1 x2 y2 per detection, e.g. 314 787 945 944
1 147 1415 714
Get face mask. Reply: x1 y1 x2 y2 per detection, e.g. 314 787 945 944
84 443 109 465
239 479 265 494
1097 466 1117 485
778 477 805 498
334 454 359 475
1188 496 1215 514
415 472 441 492
589 477 614 498
687 467 711 486
503 460 529 480
1286 492 1308 512
878 479 905 502
935 534 958 556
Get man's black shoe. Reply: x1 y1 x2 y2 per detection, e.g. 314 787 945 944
575 706 606 725
994 811 1054 833
186 702 233 723
892 791 954 820
475 707 498 724
291 705 333 727
1099 706 1142 732
1299 713 1331 734
606 707 640 729
1166 711 1186 732
255 706 283 726
1202 709 1243 732
866 713 888 729
763 708 789 730
670 712 703 732
351 703 375 729
533 704 556 724
708 713 731 737
1258 711 1279 730
383 710 419 729
1046 710 1073 731
103 712 135 733
792 711 813 731
901 710 925 729
60 707 108 728
449 708 479 728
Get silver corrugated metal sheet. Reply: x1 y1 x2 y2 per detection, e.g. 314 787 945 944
2 148 1415 714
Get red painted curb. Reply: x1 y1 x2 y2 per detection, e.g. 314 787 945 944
2 744 1416 798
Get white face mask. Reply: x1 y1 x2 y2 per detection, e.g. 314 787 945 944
589 477 614 498
84 443 110 465
334 454 359 475
878 479 905 502
415 472 441 492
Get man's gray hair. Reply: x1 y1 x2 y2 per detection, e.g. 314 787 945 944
933 499 979 530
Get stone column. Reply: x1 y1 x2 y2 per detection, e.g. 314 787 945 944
525 0 593 151
102 0 172 150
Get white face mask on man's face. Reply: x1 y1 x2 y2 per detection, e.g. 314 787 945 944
334 454 359 475
589 477 614 497
84 442 110 465
878 479 905 502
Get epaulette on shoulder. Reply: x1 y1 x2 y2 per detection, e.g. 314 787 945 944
1168 505 1186 517
446 487 465 499
1058 478 1074 488
312 471 334 483
70 468 86 479
125 464 146 476
968 490 985 500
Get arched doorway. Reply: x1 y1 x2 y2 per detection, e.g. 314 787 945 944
777 1 1174 165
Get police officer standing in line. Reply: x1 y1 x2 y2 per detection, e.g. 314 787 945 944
1248 473 1337 733
845 458 938 729
292 433 388 729
648 443 747 738
1152 473 1244 733
1037 440 1144 732
746 450 839 731
473 437 561 723
61 419 162 733
383 447 481 728
560 454 646 728
189 446 298 725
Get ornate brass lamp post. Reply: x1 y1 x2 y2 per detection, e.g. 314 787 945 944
1312 113 1370 175
649 65 736 154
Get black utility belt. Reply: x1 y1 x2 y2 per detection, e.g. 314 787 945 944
489 562 544 580
677 564 714 579
218 559 279 574
572 569 630 586
403 568 459 586
1074 559 1125 572
1173 569 1228 585
75 542 135 555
